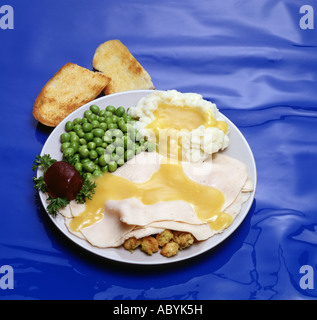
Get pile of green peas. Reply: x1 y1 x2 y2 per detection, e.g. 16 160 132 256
60 104 155 179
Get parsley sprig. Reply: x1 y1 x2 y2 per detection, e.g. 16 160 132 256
32 154 56 172
46 196 70 216
75 178 97 204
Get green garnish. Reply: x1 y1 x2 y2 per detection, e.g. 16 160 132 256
46 196 70 217
32 154 56 172
32 176 47 192
62 154 78 167
75 177 97 204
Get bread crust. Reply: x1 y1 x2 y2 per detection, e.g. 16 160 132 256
93 40 155 95
33 63 110 127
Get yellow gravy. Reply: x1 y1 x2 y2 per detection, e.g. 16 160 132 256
69 159 233 233
145 103 228 160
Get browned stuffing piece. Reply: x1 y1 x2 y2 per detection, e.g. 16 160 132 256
160 241 179 258
123 237 142 253
141 236 159 255
156 230 174 247
173 231 195 250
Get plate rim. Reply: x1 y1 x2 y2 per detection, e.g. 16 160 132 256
38 89 257 266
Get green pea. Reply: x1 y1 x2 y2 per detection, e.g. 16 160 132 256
84 132 94 142
116 146 124 156
106 105 116 113
101 142 108 148
60 133 70 143
74 162 82 172
79 147 89 158
139 137 146 145
88 114 98 123
84 110 92 118
113 137 123 148
115 106 125 117
111 115 118 123
70 134 79 143
117 158 125 167
126 124 136 137
101 165 109 173
82 122 93 133
77 129 85 138
79 138 87 145
105 111 113 117
98 154 108 167
73 154 80 163
98 116 106 123
104 134 113 144
73 117 82 125
91 120 100 129
93 137 103 147
123 113 132 122
135 131 143 142
69 142 79 153
108 161 117 173
61 142 71 152
118 120 127 133
93 170 102 177
146 141 156 152
126 139 135 150
108 123 118 130
83 161 95 173
87 141 96 150
112 129 123 138
90 104 100 114
65 121 73 132
81 117 88 124
125 149 134 161
85 172 93 180
81 158 90 164
99 122 108 131
135 144 141 155
105 153 111 164
99 110 106 117
93 128 105 138
105 117 113 126
105 144 116 154
73 124 82 133
89 149 98 160
63 147 75 157
96 147 105 156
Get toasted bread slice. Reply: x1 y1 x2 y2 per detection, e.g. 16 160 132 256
93 40 155 95
33 63 110 127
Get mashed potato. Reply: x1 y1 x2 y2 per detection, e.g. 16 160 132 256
128 90 229 162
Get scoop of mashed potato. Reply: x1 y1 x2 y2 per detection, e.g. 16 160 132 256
128 90 229 162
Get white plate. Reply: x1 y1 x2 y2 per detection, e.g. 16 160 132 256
38 90 257 265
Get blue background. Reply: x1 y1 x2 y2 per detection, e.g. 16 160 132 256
1 0 317 300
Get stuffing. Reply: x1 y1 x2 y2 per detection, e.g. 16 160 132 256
160 241 179 258
156 230 174 247
141 236 159 255
123 237 142 253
